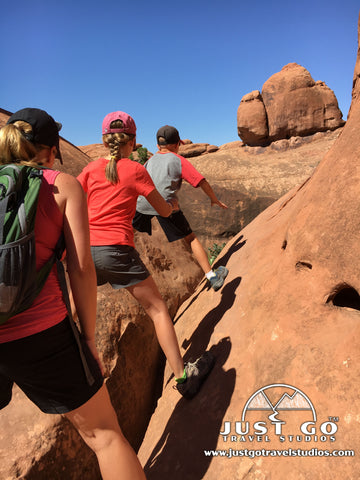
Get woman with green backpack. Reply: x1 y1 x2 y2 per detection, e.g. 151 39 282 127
0 108 145 480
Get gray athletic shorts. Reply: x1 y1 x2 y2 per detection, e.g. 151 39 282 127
91 245 150 289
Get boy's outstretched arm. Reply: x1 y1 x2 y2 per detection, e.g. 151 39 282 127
198 179 228 209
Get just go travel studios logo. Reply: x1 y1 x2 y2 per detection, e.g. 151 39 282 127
220 384 339 445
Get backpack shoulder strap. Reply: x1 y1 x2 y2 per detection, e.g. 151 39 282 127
54 234 95 386
0 164 43 243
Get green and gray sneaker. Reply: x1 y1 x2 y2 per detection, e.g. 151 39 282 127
175 351 215 399
209 266 229 291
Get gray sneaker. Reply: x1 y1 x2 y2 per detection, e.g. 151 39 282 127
209 266 229 291
175 351 215 399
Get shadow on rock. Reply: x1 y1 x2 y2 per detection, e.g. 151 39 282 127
144 337 236 480
174 236 245 326
181 277 242 362
214 235 246 270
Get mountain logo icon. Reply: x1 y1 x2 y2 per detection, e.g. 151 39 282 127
241 383 316 422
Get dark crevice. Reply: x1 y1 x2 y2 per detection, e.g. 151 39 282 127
326 283 360 311
281 240 287 250
270 177 311 219
296 261 312 270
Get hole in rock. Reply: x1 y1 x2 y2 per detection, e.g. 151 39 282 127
281 240 287 250
296 261 312 270
326 284 360 311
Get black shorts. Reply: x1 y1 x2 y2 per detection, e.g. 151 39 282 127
0 318 104 414
91 245 150 289
133 210 193 242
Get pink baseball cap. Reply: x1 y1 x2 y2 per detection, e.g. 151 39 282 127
102 111 137 135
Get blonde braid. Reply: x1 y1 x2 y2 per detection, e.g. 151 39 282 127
102 119 135 184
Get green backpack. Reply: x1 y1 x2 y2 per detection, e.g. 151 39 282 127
0 164 57 324
0 164 96 384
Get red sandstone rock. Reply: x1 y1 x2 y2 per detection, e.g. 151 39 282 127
206 145 219 153
78 142 108 161
263 63 345 141
237 63 345 146
138 21 360 479
237 90 269 146
179 142 209 158
178 128 342 246
218 140 244 150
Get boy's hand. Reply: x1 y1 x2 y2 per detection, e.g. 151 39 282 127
198 179 228 209
211 199 228 209
169 198 180 212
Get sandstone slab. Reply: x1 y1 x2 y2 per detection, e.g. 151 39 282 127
139 20 360 479
178 128 342 248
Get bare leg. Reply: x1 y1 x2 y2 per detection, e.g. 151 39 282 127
184 233 212 274
65 385 145 480
127 276 184 379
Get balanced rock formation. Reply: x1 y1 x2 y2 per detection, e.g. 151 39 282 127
237 63 345 146
0 109 203 478
138 16 360 480
236 90 268 146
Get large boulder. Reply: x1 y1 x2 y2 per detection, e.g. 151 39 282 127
236 90 268 146
138 16 360 480
237 63 345 146
0 109 204 478
263 63 345 140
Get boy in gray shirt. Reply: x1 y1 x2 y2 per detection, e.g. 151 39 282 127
134 125 228 291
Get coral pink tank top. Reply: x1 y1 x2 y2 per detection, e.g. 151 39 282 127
0 169 67 343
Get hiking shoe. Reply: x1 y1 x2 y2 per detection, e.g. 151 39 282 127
175 351 215 399
209 266 229 291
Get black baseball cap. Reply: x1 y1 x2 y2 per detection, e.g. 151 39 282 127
7 107 63 163
156 125 183 145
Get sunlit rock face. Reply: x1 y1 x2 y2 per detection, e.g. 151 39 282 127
138 18 360 480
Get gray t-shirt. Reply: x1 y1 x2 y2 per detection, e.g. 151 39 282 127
136 152 183 215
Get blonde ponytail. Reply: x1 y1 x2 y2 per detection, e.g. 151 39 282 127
0 121 39 165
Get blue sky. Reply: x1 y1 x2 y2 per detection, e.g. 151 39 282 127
1 1 359 153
